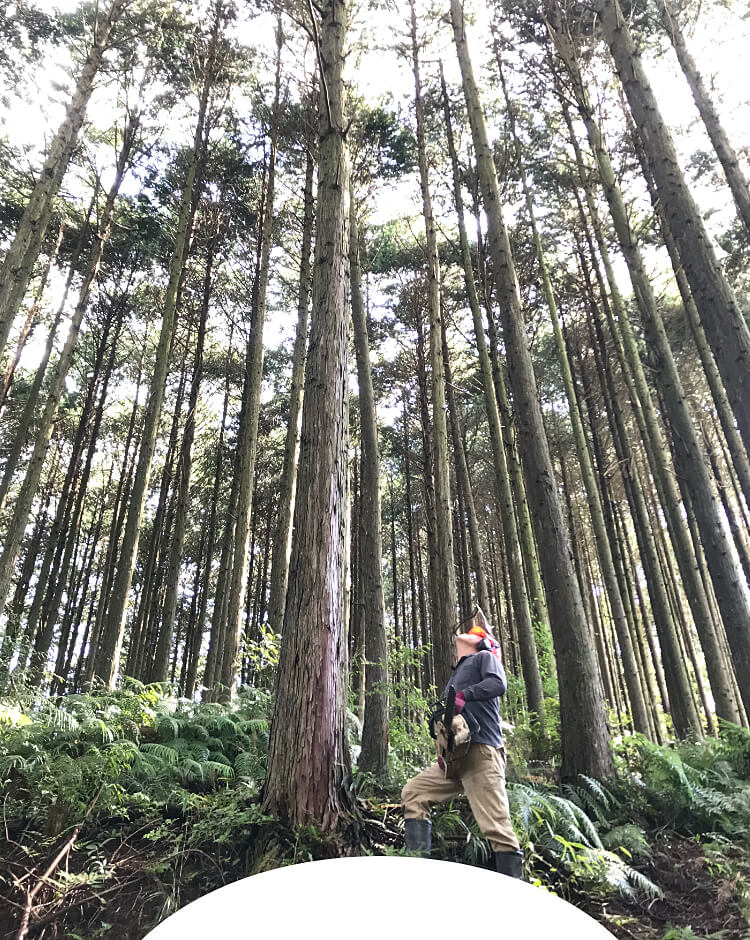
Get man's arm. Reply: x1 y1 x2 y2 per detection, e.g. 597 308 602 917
461 652 507 702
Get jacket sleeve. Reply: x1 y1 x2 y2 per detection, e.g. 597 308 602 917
461 652 507 701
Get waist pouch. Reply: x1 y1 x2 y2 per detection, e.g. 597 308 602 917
428 693 481 767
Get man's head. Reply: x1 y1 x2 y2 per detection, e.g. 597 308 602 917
454 608 499 662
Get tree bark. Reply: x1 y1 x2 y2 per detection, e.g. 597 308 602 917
262 0 352 830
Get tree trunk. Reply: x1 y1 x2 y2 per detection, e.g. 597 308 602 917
564 38 750 720
0 193 97 515
591 0 750 462
95 22 217 687
555 68 743 727
219 23 283 696
658 0 750 237
27 306 123 683
350 186 389 777
261 0 352 830
0 117 137 623
267 147 314 637
441 74 546 726
588 288 702 738
410 0 457 689
498 53 650 736
0 0 128 361
153 225 216 682
621 93 750 518
450 0 614 781
0 221 63 412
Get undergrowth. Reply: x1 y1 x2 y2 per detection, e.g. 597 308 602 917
1 683 749 938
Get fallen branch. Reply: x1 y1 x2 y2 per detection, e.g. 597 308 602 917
15 785 104 940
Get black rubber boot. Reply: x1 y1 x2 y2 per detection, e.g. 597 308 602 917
404 818 432 855
494 849 524 878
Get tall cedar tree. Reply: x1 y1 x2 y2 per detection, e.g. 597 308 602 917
262 0 353 829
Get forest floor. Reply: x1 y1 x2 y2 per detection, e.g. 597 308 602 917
588 833 750 939
1 792 749 940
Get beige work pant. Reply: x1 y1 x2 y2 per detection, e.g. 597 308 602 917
402 743 520 853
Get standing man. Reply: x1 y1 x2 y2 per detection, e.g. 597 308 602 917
401 610 523 878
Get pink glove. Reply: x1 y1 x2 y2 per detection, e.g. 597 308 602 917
455 691 466 713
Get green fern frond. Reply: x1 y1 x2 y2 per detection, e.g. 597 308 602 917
203 760 235 781
234 751 259 778
179 758 205 783
238 718 269 737
601 824 651 859
0 753 31 775
140 743 179 765
80 718 115 744
203 716 238 736
156 715 179 741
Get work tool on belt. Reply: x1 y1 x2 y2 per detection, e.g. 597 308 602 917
428 687 480 774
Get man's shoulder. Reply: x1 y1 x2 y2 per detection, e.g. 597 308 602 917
456 650 496 677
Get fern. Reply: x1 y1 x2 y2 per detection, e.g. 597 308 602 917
202 760 235 782
601 824 651 860
140 743 179 765
155 715 179 741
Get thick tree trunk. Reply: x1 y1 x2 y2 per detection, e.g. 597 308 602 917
450 0 614 781
262 0 352 830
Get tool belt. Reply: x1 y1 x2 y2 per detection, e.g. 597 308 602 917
428 688 480 770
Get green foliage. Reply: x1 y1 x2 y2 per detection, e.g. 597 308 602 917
382 643 436 785
0 683 271 830
618 731 750 843
507 778 662 903
660 928 732 940
505 695 562 772
240 624 281 691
